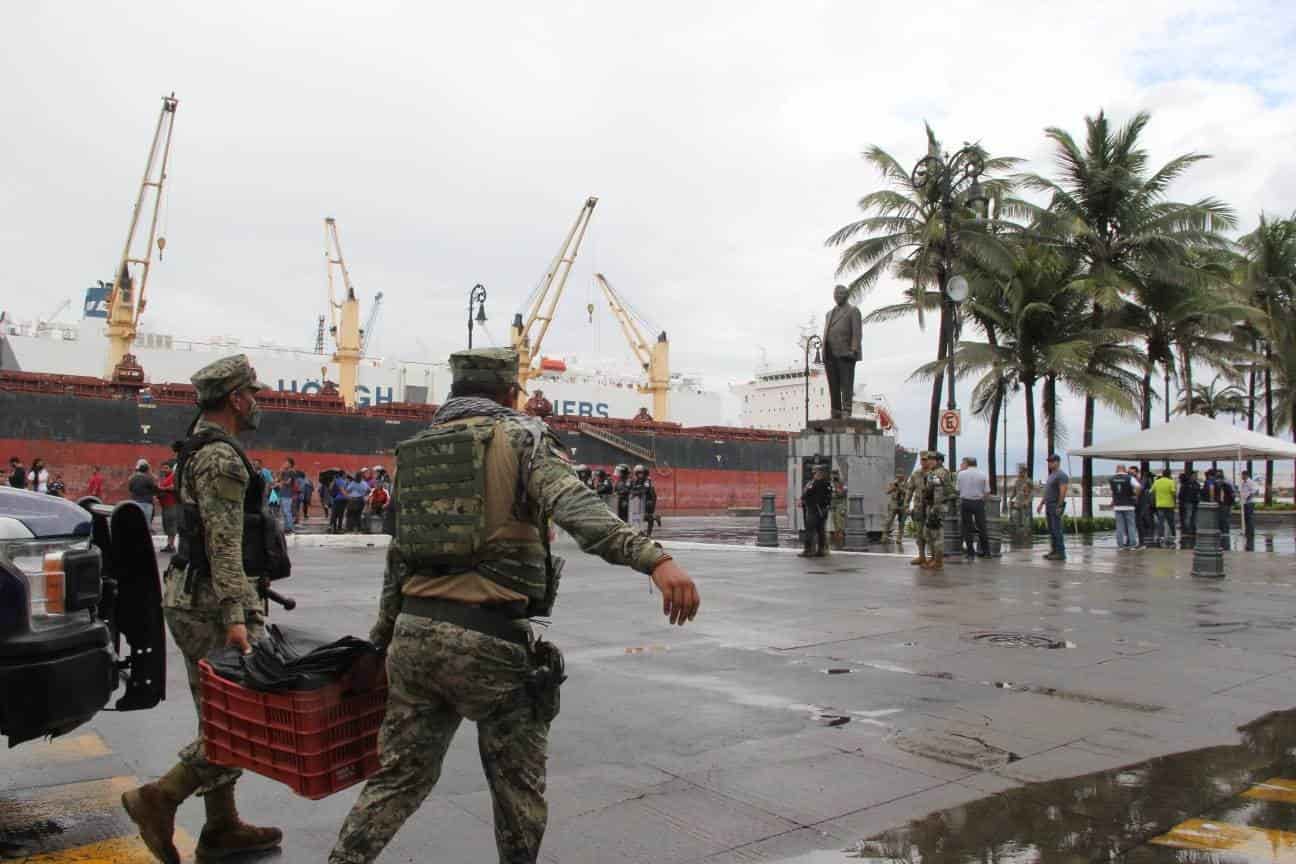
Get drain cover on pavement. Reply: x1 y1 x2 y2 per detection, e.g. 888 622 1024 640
967 631 1068 649
891 730 1021 770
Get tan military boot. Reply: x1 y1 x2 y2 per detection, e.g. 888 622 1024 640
924 552 944 571
121 763 201 864
909 548 926 566
196 784 283 860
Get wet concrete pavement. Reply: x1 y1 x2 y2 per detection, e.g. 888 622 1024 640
5 530 1296 862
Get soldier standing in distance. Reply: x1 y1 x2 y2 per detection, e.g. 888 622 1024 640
885 472 908 542
829 469 848 548
923 452 953 570
907 452 931 566
1009 464 1034 534
799 464 832 558
122 355 283 864
329 348 699 864
613 463 633 521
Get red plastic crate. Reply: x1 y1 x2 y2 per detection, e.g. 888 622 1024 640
198 655 388 800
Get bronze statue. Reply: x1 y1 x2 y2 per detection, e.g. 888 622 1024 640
822 284 862 418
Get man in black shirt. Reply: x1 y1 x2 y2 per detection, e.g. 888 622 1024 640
8 457 25 489
1178 470 1200 537
800 464 833 558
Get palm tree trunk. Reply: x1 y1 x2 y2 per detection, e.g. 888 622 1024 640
1139 371 1152 477
1044 374 1057 456
1265 346 1275 506
1082 393 1095 519
1024 379 1037 481
1163 365 1171 424
926 305 949 451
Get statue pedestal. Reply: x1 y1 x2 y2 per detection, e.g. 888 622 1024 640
788 423 894 538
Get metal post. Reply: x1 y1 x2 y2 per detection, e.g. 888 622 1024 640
1191 501 1224 578
845 493 869 551
757 492 780 547
804 336 822 428
468 283 487 349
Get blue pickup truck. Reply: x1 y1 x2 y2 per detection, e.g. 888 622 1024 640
0 488 165 747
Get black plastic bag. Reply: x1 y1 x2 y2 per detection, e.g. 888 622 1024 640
207 624 382 692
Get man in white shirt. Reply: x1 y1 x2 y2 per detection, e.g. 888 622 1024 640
956 457 991 559
1240 470 1261 550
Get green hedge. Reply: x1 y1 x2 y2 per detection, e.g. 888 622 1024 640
1028 516 1116 535
1256 503 1295 511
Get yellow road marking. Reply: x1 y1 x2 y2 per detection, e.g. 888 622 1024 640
1244 777 1296 805
14 830 196 863
1151 819 1296 858
1 733 113 769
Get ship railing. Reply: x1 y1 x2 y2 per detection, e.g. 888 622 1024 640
575 422 656 463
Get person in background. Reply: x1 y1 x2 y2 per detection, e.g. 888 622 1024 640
1151 468 1177 548
28 458 50 494
277 459 297 535
329 471 349 533
829 469 847 548
128 459 159 525
157 462 180 553
47 473 67 497
956 456 991 560
1009 465 1034 535
300 472 314 521
1036 453 1069 561
799 464 832 558
9 457 27 489
613 464 632 522
1178 468 1200 538
1109 465 1140 550
594 469 615 512
1213 469 1236 551
369 479 390 516
345 472 368 532
1240 470 1261 550
86 465 105 500
252 458 275 505
1134 467 1155 548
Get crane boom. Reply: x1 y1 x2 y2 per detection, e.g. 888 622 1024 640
104 93 178 377
594 273 671 421
324 217 363 407
511 197 598 402
361 291 384 354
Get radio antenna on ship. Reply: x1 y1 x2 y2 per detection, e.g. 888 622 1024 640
104 92 178 380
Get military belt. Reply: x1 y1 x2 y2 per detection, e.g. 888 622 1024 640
401 597 531 646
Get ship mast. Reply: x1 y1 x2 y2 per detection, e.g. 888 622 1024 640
594 273 670 421
324 217 363 407
104 93 178 378
510 197 598 406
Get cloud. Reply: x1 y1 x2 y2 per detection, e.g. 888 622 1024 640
2 1 1293 469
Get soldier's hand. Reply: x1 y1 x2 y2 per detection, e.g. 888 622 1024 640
650 559 700 626
226 624 253 655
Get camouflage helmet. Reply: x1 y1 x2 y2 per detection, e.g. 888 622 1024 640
191 354 267 405
448 347 525 393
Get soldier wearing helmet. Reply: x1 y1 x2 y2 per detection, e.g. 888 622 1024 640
613 463 632 522
630 464 658 536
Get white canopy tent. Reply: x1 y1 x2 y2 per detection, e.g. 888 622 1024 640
1071 414 1296 462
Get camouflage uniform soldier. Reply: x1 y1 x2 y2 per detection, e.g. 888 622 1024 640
329 348 700 864
907 453 932 565
829 470 847 547
922 452 953 570
122 355 283 864
884 473 908 541
1010 464 1034 533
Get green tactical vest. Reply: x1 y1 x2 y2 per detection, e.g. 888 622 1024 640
395 418 550 605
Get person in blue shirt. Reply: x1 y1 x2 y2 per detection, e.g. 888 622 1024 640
329 472 350 533
344 473 368 532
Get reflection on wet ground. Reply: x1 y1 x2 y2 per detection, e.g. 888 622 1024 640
850 708 1296 863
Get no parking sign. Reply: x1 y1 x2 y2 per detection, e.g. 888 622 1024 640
938 409 962 436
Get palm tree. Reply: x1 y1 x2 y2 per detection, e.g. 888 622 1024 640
1239 213 1296 504
1176 375 1248 419
1017 110 1236 517
827 124 1020 449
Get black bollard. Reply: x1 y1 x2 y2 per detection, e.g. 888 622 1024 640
943 511 963 559
1191 501 1224 578
987 497 1003 558
845 493 869 551
757 492 780 547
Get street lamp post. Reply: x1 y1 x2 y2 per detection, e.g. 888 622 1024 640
911 146 988 465
804 335 823 429
467 283 487 349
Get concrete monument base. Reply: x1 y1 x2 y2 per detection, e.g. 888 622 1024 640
788 421 894 537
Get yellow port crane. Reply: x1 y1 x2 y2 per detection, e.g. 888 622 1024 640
104 93 178 378
324 217 364 407
510 197 598 406
595 273 670 421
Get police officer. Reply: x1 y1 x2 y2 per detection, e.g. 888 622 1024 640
1009 464 1034 534
329 349 699 864
122 355 283 864
632 465 658 537
613 463 632 521
923 452 953 570
594 468 615 511
884 472 908 542
829 469 847 548
575 464 592 490
799 464 832 557
907 452 931 566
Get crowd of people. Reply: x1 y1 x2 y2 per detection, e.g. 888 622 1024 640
7 455 67 497
575 463 659 535
1107 464 1260 551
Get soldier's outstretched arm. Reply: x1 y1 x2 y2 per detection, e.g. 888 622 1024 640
528 441 700 625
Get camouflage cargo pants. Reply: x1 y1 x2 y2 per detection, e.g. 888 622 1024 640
884 506 906 537
330 615 549 864
921 511 945 552
164 605 265 795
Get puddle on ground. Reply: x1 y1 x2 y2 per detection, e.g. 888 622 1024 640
847 707 1296 862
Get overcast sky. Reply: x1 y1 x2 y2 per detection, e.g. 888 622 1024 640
4 1 1295 468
